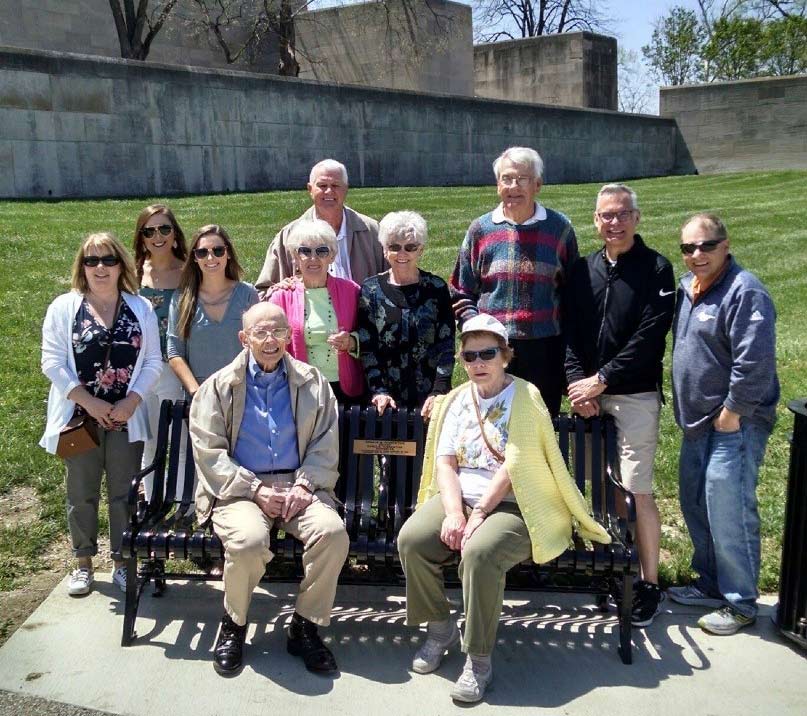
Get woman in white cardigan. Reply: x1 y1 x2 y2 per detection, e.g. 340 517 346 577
40 233 161 597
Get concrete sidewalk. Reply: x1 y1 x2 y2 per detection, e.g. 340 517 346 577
0 575 804 716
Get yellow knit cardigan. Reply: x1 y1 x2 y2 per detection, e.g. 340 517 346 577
416 377 611 563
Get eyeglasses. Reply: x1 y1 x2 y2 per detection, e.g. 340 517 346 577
250 327 289 341
680 238 726 255
141 224 173 238
460 346 501 363
386 243 421 253
498 175 533 188
296 245 331 258
596 210 635 223
193 246 227 260
82 254 120 267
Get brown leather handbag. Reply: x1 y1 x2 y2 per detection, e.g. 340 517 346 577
56 414 99 459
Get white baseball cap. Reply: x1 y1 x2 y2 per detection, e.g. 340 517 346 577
460 313 509 342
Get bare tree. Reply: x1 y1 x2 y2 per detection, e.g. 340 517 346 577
473 0 612 43
618 48 653 114
108 0 179 60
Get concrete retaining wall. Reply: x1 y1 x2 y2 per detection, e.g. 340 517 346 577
0 46 684 199
0 0 279 73
474 33 618 110
296 0 473 96
660 75 807 173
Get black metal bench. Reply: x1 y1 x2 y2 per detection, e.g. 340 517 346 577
121 399 638 662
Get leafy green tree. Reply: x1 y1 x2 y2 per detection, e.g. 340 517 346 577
761 15 807 74
642 7 704 85
701 16 765 80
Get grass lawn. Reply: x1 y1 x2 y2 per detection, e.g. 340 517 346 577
2 170 806 603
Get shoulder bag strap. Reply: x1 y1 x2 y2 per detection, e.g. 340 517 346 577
470 385 505 463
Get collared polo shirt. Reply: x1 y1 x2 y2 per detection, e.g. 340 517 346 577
326 209 352 281
233 354 300 474
491 201 548 225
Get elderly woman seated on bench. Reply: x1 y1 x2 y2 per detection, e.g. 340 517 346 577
397 313 611 704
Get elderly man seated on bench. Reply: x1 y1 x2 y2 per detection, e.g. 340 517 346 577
189 302 349 677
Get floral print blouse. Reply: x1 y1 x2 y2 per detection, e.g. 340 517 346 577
436 381 517 505
72 298 141 426
358 270 455 409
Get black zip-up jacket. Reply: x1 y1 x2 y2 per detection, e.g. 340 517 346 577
565 235 675 396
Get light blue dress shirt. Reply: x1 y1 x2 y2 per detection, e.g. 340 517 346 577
233 355 300 474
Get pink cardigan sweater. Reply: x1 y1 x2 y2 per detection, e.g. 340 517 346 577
268 276 365 398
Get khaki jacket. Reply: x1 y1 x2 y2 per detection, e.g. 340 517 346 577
255 205 386 289
190 350 339 524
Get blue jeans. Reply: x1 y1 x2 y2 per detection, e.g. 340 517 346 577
678 421 771 618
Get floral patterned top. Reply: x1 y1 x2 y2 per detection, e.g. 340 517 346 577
72 298 141 428
358 270 455 409
138 286 174 361
436 381 516 505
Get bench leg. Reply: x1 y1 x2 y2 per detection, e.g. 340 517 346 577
121 555 140 646
152 559 166 598
617 573 633 664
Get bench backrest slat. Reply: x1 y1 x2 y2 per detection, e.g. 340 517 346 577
148 401 618 551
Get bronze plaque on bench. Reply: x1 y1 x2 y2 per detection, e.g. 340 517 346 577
352 439 418 456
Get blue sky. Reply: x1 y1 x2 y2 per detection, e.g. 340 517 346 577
609 0 702 55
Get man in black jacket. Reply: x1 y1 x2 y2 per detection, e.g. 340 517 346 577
565 184 675 627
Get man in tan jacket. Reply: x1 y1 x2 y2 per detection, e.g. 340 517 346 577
255 159 387 290
190 302 348 677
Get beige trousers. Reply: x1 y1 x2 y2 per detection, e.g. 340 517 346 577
211 490 349 627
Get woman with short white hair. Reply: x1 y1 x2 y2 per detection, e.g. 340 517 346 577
267 219 365 403
358 211 455 419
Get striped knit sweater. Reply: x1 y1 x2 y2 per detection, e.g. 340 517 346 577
450 207 578 340
416 377 611 564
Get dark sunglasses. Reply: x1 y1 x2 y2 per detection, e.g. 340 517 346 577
141 224 173 238
387 242 421 253
461 346 501 363
680 238 726 255
296 245 331 258
193 246 227 260
82 254 120 267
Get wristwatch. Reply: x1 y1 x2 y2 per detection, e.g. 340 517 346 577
597 371 608 387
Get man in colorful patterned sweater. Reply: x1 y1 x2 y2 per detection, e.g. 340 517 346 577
449 147 578 416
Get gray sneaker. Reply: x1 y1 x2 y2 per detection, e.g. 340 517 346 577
667 585 724 608
450 655 493 703
698 606 755 635
411 621 460 674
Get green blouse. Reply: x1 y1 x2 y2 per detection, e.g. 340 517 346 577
304 287 339 382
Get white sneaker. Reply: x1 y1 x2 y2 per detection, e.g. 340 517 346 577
450 655 493 703
411 620 460 674
112 565 127 593
67 567 93 596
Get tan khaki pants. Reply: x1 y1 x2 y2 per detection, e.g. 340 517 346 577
211 491 349 627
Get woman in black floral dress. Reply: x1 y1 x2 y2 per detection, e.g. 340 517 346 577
358 211 455 419
40 233 161 597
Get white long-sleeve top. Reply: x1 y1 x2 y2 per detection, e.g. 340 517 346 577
39 291 162 454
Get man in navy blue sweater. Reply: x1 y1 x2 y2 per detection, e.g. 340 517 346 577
669 213 779 635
